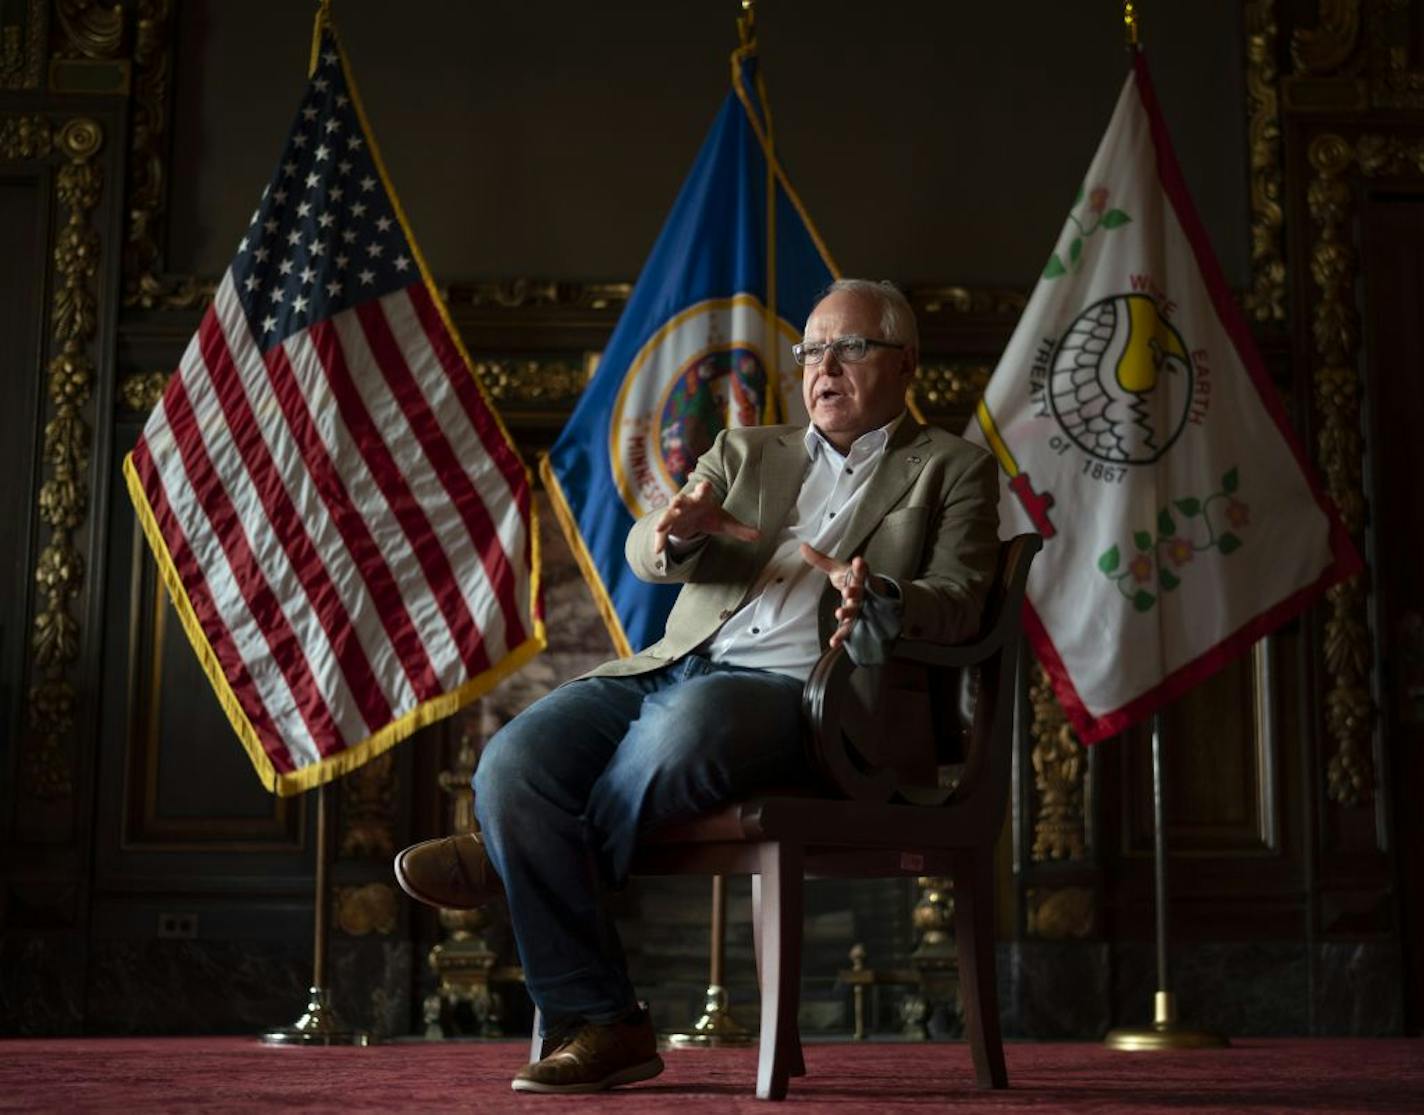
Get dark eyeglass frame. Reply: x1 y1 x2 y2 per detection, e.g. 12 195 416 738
792 334 905 367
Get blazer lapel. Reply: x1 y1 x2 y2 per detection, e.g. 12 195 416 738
832 418 933 561
755 430 809 556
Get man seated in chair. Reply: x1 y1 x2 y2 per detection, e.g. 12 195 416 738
394 279 1000 1094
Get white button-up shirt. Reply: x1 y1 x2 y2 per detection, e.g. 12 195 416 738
700 414 905 679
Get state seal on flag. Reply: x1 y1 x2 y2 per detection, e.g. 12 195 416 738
610 293 800 517
1048 292 1195 465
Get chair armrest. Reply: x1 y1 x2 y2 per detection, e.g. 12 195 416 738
800 533 1042 806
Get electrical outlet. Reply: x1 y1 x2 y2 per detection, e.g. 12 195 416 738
157 912 198 939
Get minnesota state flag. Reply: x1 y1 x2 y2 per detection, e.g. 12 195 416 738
967 52 1359 744
541 29 837 655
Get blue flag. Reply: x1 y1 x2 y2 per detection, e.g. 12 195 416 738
540 37 837 656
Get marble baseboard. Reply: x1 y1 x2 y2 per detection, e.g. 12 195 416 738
0 933 87 1035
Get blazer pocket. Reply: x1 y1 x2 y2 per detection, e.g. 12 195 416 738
864 504 930 575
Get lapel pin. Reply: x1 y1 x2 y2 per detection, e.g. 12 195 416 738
908 455 921 464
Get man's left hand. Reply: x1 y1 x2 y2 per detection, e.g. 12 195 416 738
799 544 875 650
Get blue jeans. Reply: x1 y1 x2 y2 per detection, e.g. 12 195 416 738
473 654 807 1033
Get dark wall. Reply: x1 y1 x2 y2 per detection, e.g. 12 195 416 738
166 0 1248 288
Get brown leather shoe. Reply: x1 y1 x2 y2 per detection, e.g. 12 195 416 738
393 832 502 910
512 1009 664 1094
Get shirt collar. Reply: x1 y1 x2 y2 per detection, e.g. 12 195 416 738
804 410 908 463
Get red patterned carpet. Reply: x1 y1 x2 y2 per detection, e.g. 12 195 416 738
0 1036 1420 1112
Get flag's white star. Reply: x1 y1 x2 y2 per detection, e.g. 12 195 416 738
243 274 261 292
366 242 384 258
394 254 410 272
292 293 309 314
346 135 363 150
337 160 352 175
262 314 277 332
292 133 308 149
360 175 376 192
335 253 350 269
317 211 335 228
315 143 330 162
322 50 337 66
278 257 295 275
263 218 279 234
341 229 357 244
374 215 392 232
329 185 345 201
253 246 271 262
286 229 303 246
302 107 318 122
309 240 326 256
296 201 312 217
305 172 320 189
358 268 375 285
325 279 343 297
300 266 316 284
324 118 342 134
350 201 367 218
272 188 289 204
269 287 285 304
313 77 330 93
282 160 298 178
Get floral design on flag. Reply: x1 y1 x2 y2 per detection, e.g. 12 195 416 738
1042 184 1132 279
1097 468 1247 613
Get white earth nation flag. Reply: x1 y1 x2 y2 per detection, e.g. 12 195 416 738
966 54 1359 744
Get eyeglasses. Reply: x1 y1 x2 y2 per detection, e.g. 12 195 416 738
792 334 905 366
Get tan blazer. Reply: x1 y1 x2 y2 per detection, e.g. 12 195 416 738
587 417 1001 679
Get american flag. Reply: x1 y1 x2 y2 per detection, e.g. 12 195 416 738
125 28 544 795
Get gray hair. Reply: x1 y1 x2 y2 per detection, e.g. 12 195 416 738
810 278 919 350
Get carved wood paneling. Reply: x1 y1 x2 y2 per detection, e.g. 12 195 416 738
0 0 46 90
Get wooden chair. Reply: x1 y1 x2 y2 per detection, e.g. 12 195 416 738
532 533 1041 1100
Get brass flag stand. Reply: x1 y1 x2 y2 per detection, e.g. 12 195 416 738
261 781 371 1046
1103 715 1226 1051
664 874 754 1048
1101 0 1224 1055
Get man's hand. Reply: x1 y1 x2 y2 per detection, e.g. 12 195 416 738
653 480 761 555
800 544 874 650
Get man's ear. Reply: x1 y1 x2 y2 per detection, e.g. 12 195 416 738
900 345 919 384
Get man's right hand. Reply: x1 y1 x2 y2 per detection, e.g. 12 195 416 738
652 480 761 555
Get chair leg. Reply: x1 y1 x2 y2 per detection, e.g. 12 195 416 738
753 841 804 1100
952 848 1007 1089
753 869 806 1080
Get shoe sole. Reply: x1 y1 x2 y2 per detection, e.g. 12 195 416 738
510 1055 665 1094
392 847 489 911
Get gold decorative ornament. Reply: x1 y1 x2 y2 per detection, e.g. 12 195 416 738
913 286 1027 317
339 751 397 860
913 363 991 411
52 0 126 60
1366 0 1424 109
122 0 175 305
1029 660 1086 862
119 370 171 414
22 116 105 799
453 279 633 311
1027 886 1096 940
1301 131 1420 807
1244 0 1287 323
0 113 52 160
334 883 398 937
1291 0 1361 75
472 359 592 405
0 0 46 89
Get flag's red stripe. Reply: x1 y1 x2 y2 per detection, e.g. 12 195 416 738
406 282 529 511
308 318 492 679
406 282 536 633
197 309 394 734
356 296 527 649
263 341 444 702
160 366 347 757
131 433 294 774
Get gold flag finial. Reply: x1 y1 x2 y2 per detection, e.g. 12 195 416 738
737 0 756 48
310 0 334 75
1123 1 1140 50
